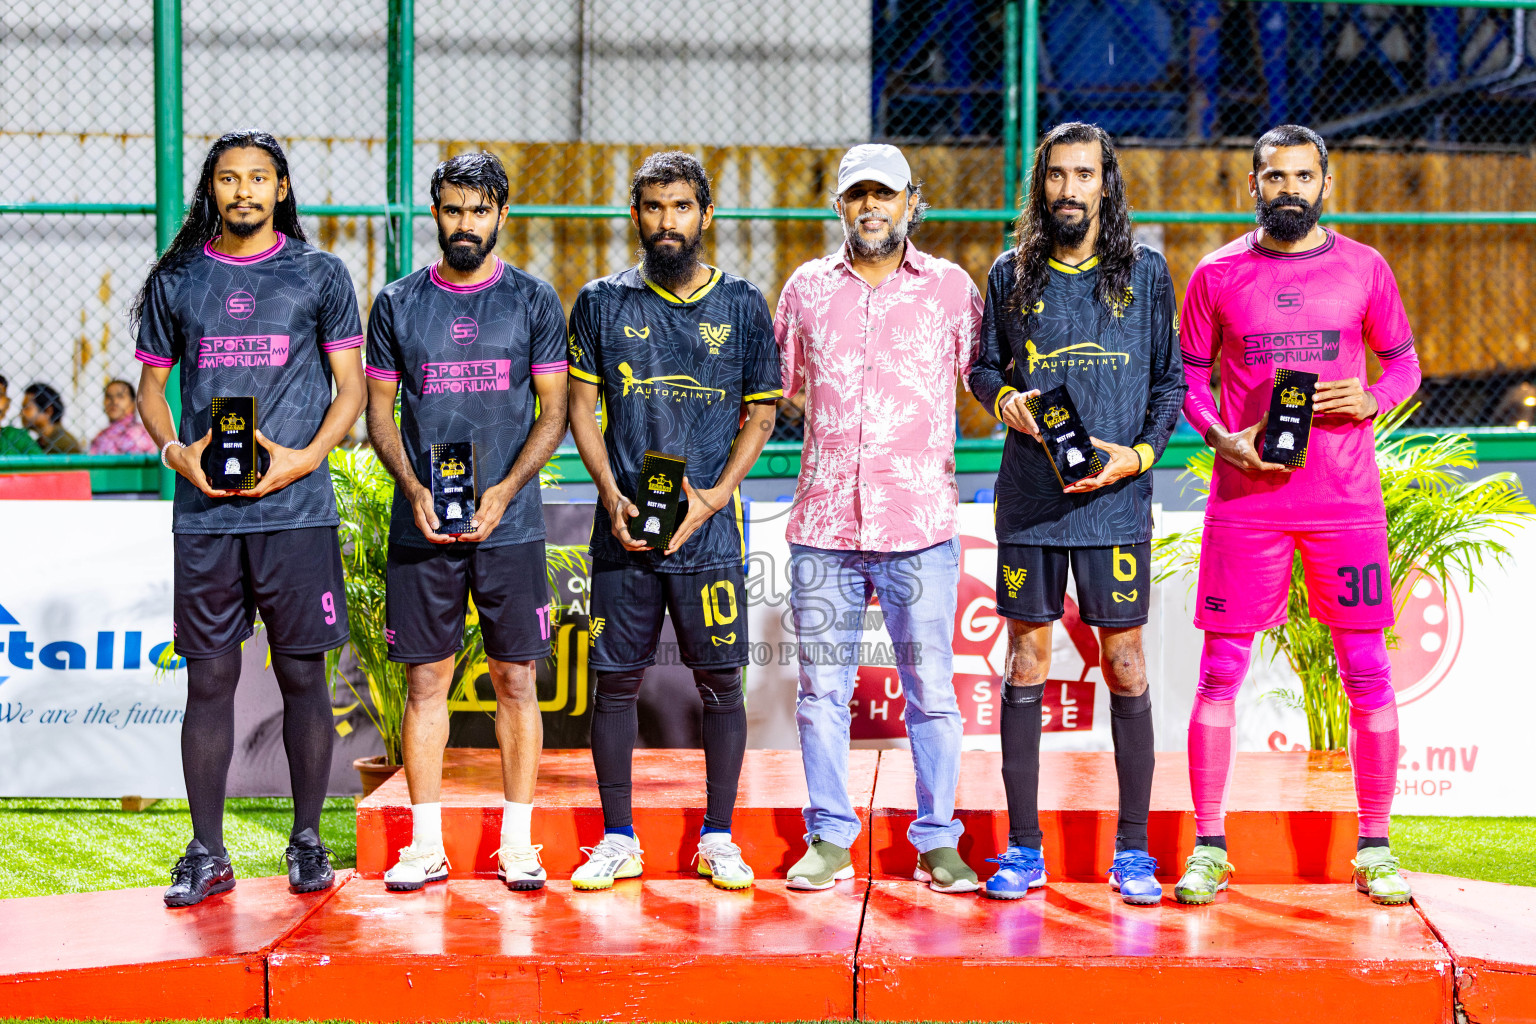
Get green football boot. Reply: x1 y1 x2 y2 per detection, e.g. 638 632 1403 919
1353 847 1412 906
1173 845 1233 905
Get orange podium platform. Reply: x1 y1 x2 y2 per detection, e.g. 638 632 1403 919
857 880 1453 1023
0 873 345 1020
267 878 866 1022
872 749 1360 882
1411 872 1536 1023
355 748 877 881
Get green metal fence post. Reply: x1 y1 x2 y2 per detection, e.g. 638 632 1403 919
1021 0 1039 199
154 0 183 500
386 0 415 282
1003 0 1020 242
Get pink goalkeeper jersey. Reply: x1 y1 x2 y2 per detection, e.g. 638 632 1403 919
1181 229 1421 529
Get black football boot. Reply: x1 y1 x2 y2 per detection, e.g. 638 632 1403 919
286 827 336 894
163 839 236 908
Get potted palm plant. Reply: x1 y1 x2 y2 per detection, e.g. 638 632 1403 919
1155 402 1534 749
328 447 587 794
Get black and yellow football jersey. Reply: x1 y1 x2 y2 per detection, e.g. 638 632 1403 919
569 266 781 572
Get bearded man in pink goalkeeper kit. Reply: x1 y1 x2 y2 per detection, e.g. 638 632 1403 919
1174 125 1421 907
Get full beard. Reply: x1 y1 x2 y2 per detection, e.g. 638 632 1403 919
439 224 499 272
843 212 908 262
1044 201 1092 249
639 228 705 292
1256 192 1323 243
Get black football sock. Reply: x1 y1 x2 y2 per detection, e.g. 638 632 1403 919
270 651 335 839
694 669 747 833
1358 836 1391 851
1196 835 1228 852
1110 690 1155 854
1000 683 1046 850
181 649 243 859
592 669 646 831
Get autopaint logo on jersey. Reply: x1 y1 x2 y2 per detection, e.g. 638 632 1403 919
699 322 731 355
197 335 291 368
225 290 255 320
616 362 724 403
422 359 511 394
450 317 479 345
1242 330 1340 366
1025 340 1130 373
0 600 178 675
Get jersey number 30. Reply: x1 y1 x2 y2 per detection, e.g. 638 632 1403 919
1337 563 1384 607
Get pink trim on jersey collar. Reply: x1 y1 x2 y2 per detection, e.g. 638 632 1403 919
1249 228 1336 260
204 232 287 265
430 257 504 293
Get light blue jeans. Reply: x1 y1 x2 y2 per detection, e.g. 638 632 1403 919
788 537 964 854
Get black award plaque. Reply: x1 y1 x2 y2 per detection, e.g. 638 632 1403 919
430 442 478 535
629 450 687 547
207 396 258 490
1260 368 1318 468
1024 384 1104 488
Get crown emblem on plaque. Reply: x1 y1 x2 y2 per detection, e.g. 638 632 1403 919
219 411 246 432
1279 386 1307 407
1042 405 1070 429
440 458 466 477
647 473 674 492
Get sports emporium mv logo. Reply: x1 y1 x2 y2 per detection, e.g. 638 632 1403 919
226 290 255 320
451 317 479 345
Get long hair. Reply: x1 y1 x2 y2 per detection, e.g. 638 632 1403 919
1009 122 1139 321
130 130 306 334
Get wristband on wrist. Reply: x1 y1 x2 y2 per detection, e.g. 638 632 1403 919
160 439 185 468
1133 442 1155 474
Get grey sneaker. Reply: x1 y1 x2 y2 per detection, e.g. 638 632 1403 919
786 835 854 891
915 846 980 894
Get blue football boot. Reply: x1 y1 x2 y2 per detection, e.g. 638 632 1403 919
1108 849 1163 906
981 845 1047 900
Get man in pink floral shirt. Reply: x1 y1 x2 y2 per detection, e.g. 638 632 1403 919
775 144 983 893
89 379 157 454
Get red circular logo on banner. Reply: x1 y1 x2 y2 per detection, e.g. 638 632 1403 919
1388 569 1464 706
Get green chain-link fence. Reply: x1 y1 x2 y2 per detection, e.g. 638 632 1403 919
3 0 1534 481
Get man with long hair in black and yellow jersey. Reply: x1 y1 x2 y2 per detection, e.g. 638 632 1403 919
968 122 1185 905
567 152 781 891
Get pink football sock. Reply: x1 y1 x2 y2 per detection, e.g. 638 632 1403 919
1333 628 1398 838
1189 633 1253 838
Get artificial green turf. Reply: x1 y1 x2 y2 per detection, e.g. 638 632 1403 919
1389 815 1536 887
0 797 357 899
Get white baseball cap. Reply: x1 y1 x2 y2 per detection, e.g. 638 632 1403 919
836 144 912 196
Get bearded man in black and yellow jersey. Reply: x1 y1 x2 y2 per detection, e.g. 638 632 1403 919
567 151 781 892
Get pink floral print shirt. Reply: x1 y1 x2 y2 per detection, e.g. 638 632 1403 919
775 243 982 552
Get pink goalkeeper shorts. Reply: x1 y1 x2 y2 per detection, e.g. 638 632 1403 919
1193 522 1395 633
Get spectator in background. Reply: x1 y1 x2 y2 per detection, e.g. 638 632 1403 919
0 375 42 455
90 378 157 454
21 383 84 454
